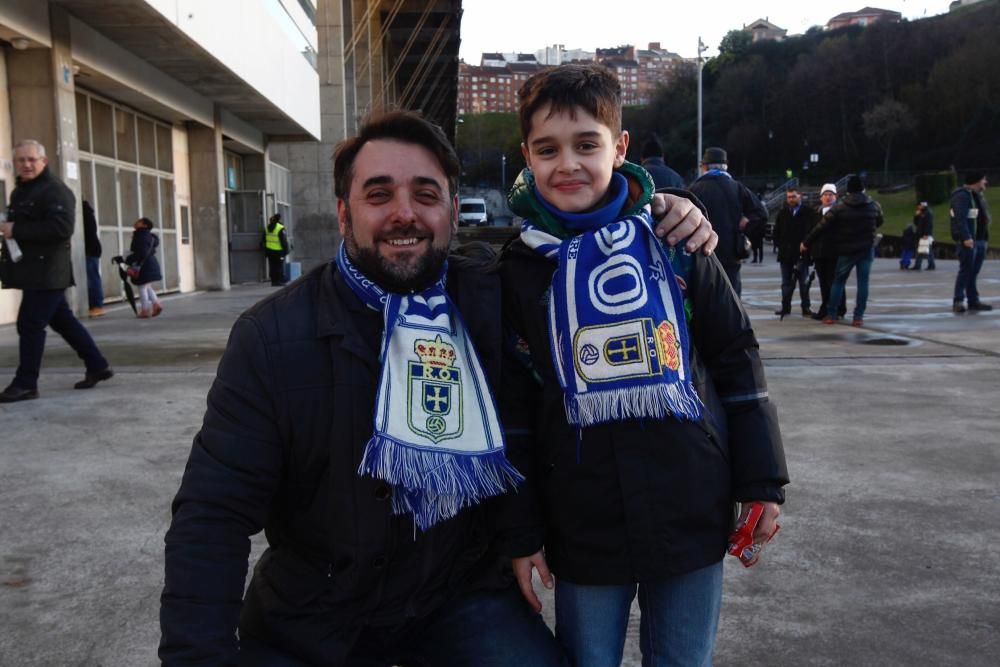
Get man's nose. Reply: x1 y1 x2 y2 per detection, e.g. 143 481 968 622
389 195 417 223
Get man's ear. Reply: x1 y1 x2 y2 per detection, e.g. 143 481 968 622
451 194 459 233
336 199 348 236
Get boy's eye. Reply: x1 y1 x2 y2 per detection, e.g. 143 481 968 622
578 142 599 151
535 146 556 157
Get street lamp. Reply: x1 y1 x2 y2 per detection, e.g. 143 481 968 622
501 154 507 193
696 36 708 166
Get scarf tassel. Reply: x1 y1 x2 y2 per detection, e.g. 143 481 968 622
359 435 525 530
565 382 704 428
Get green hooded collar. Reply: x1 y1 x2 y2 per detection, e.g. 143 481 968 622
506 160 655 239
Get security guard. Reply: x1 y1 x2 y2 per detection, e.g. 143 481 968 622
262 213 290 286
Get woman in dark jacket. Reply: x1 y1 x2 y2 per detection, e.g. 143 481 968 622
125 217 163 318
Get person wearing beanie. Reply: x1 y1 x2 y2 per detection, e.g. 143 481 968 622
804 183 847 320
639 136 685 189
949 172 991 312
689 146 769 295
800 174 884 327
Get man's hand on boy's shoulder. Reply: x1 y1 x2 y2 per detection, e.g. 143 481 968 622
651 192 718 256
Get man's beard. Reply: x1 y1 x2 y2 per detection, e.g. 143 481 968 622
342 212 449 293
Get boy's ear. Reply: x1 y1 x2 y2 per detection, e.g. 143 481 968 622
614 131 629 168
520 142 530 168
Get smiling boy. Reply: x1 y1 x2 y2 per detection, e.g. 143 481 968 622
497 64 789 666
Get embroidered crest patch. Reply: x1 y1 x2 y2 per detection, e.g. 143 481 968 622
408 335 463 442
573 317 680 383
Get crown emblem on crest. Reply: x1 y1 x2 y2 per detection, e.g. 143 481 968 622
415 335 457 368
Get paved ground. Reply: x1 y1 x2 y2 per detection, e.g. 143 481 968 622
1 256 998 666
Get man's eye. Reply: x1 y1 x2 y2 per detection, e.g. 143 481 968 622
367 190 390 202
416 191 441 203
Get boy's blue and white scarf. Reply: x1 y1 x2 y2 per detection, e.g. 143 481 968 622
520 173 703 426
336 243 522 531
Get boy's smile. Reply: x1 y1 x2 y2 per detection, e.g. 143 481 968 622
521 104 628 213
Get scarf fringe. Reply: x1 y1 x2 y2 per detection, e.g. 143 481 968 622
359 435 525 531
566 383 704 427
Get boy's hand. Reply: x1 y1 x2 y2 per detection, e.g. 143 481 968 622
651 194 718 255
512 550 553 613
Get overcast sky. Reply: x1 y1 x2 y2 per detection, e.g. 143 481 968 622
459 1 956 62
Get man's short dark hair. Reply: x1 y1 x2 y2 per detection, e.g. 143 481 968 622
334 110 460 199
518 64 622 141
786 187 799 194
640 137 664 160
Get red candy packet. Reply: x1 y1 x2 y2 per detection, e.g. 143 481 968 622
727 502 779 568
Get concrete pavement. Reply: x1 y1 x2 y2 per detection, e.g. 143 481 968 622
1 256 998 666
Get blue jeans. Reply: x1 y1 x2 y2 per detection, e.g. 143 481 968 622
240 586 566 667
86 255 104 309
13 289 109 390
779 260 811 310
828 247 875 321
913 245 936 270
953 241 987 304
554 561 723 667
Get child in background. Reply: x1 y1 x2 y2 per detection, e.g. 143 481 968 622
899 219 918 269
126 217 163 318
496 63 788 666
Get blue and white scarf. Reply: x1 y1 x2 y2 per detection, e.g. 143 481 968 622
521 175 703 426
336 244 523 530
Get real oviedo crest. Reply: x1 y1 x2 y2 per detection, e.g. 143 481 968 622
408 335 463 443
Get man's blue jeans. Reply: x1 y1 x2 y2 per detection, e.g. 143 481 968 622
85 255 104 309
779 260 811 311
953 241 987 304
554 561 723 667
240 585 566 666
828 247 875 321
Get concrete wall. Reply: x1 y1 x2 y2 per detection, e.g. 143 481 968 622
171 126 195 294
143 0 320 138
276 0 347 272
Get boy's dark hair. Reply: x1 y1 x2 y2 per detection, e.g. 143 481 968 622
640 137 664 160
334 110 460 199
518 64 622 141
137 217 154 229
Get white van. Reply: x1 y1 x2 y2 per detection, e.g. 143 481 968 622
458 197 489 226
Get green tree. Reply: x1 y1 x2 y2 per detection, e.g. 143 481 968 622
862 99 917 180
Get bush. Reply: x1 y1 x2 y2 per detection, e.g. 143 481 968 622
913 171 957 205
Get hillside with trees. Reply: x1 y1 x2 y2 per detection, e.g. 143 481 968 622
625 0 1000 184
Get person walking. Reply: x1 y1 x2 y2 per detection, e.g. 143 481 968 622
912 201 936 271
82 199 105 317
262 212 290 286
801 174 883 327
899 219 918 270
639 136 685 189
773 187 817 317
0 140 113 402
124 217 163 318
806 183 846 320
689 146 768 296
950 172 991 313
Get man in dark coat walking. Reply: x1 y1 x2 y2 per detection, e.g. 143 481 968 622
0 140 113 402
773 188 818 317
912 201 936 271
950 172 991 312
688 147 768 296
